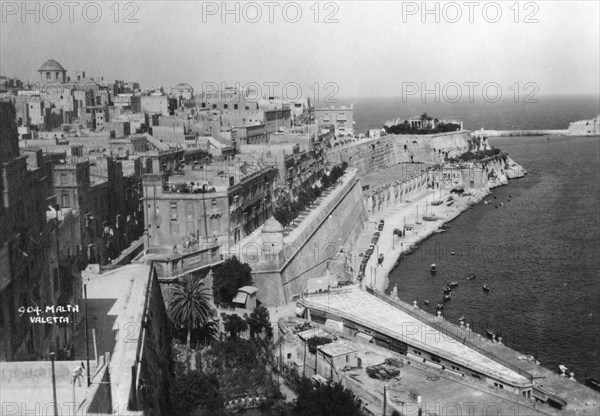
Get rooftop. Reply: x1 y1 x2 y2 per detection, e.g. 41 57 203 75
317 341 358 357
300 287 532 388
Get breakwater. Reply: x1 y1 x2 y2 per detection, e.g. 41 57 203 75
476 129 569 137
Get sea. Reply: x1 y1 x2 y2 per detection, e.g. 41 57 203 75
344 95 600 381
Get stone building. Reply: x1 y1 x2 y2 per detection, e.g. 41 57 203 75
142 160 278 251
313 105 354 137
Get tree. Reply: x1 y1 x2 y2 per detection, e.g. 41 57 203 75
247 305 273 340
169 276 214 368
169 369 226 416
213 256 253 304
293 378 363 416
222 313 248 340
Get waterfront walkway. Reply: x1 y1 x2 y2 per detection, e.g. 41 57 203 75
354 187 488 292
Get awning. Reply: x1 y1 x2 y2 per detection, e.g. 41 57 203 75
355 331 373 343
295 306 306 317
232 292 248 305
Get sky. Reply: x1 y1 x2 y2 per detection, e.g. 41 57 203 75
1 1 599 99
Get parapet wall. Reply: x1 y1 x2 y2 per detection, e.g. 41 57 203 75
250 172 368 306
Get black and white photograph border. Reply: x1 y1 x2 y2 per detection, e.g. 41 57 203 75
0 1 599 415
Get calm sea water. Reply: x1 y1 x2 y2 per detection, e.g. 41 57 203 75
340 95 600 133
385 135 600 380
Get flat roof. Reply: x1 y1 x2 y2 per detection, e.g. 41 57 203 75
318 341 358 357
300 288 531 388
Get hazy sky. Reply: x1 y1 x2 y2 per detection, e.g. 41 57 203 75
1 1 599 99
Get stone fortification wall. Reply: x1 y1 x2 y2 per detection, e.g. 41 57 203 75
326 131 472 175
247 171 368 306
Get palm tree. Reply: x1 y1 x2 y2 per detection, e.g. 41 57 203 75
169 276 214 369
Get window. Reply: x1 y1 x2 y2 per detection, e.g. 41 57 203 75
212 104 217 109
234 104 238 110
185 202 194 217
287 353 292 359
186 221 194 235
60 173 69 184
211 199 217 207
61 192 69 207
46 72 50 80
224 104 228 109
346 355 349 362
55 72 59 80
170 219 178 234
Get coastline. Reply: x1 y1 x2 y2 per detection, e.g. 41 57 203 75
365 187 489 293
362 159 526 294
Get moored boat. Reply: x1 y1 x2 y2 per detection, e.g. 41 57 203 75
423 215 439 221
482 284 490 292
467 274 476 280
448 281 459 288
430 264 437 273
443 294 451 302
443 286 452 294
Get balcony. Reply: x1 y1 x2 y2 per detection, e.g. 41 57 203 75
208 208 222 218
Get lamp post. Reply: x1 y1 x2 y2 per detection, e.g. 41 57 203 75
50 353 58 416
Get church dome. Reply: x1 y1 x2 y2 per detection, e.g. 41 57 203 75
39 59 66 72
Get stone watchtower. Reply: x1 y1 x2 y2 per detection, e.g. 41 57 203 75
260 217 283 264
38 59 67 84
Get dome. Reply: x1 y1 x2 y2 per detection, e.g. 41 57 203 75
175 83 193 90
38 59 66 72
262 217 283 233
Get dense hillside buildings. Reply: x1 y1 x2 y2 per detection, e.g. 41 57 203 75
0 102 82 361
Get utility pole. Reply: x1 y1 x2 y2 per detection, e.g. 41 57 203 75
84 284 91 386
50 353 58 416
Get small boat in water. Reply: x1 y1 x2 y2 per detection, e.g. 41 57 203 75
423 300 430 305
482 284 490 292
443 294 451 302
430 264 437 273
443 286 452 294
467 274 476 280
436 303 444 310
448 281 459 288
423 215 439 221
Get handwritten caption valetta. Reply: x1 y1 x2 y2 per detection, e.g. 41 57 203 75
18 304 79 324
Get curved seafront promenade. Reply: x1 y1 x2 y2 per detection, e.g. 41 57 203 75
357 185 491 294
